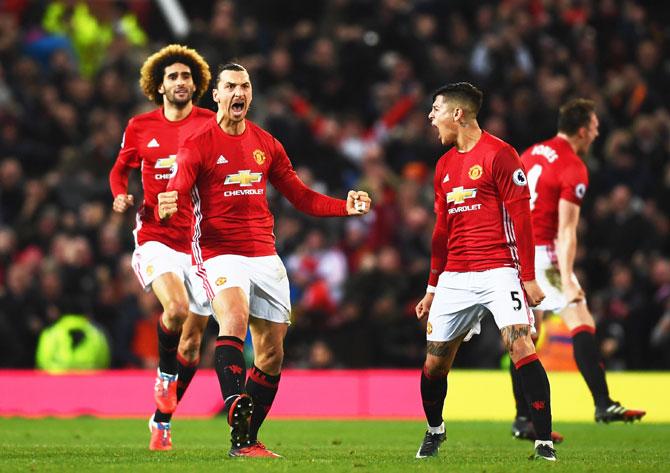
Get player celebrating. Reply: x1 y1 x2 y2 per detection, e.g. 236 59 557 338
157 63 371 457
510 98 645 440
109 45 214 451
415 82 556 461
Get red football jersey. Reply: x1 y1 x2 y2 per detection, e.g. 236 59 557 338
109 106 214 253
431 132 535 280
167 119 347 262
520 136 589 245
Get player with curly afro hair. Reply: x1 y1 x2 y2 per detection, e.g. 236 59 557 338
109 44 216 452
139 44 212 105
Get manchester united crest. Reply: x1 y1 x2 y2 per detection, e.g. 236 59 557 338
146 265 154 276
468 164 483 180
253 149 266 165
427 322 433 335
216 277 227 286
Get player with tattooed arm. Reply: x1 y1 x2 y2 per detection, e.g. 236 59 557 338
414 82 556 461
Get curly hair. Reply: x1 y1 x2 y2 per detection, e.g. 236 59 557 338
139 44 212 105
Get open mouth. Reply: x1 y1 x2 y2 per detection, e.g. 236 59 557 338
231 100 245 113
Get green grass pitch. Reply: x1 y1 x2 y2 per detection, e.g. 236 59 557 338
1 418 668 472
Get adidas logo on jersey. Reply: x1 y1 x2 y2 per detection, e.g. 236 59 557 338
147 138 160 148
217 155 228 164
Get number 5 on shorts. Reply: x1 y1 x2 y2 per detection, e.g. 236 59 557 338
510 291 522 311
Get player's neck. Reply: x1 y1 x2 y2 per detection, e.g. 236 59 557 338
556 132 580 154
217 111 246 135
455 122 482 153
163 102 193 122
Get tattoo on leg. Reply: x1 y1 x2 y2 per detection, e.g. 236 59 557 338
427 341 452 357
501 325 529 352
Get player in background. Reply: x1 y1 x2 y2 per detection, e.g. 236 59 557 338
510 98 646 440
109 45 215 451
157 63 371 457
415 82 556 461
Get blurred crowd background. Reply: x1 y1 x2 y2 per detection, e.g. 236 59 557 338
0 0 669 371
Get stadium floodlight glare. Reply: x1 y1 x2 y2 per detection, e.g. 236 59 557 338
155 0 190 38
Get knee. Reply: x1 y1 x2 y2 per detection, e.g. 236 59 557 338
214 307 249 339
255 343 284 373
423 356 449 378
178 333 202 362
508 337 536 364
164 299 189 324
561 303 595 330
565 315 595 332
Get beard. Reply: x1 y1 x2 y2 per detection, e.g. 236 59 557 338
165 89 194 108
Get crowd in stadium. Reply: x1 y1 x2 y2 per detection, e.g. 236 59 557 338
0 0 668 371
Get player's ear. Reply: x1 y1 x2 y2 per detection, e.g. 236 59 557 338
212 88 219 103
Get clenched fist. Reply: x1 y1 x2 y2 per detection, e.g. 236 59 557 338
112 194 134 213
157 191 178 220
522 279 546 308
346 190 372 216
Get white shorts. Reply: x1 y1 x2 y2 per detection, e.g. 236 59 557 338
534 245 584 313
131 241 211 316
195 254 291 324
427 267 534 342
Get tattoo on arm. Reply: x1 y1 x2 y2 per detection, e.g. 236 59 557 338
501 325 530 352
427 341 453 357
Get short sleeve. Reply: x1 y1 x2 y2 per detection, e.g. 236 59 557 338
559 162 589 205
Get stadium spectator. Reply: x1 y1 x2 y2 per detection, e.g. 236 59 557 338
41 1 147 78
597 262 649 369
130 290 162 369
35 312 110 373
649 258 670 368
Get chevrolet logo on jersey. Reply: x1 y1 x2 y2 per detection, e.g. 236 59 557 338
446 186 477 204
225 170 263 187
155 155 176 169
